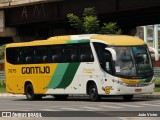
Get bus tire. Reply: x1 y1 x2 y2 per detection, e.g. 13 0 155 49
89 83 100 102
54 95 69 100
122 95 134 101
25 83 36 101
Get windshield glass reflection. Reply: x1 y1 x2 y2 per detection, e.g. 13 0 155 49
112 46 153 78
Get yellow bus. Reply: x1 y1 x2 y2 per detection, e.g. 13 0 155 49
5 34 159 101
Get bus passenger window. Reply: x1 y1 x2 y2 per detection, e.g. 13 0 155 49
43 56 48 63
25 56 32 63
52 55 60 62
79 43 94 62
6 48 23 64
71 54 77 62
65 45 78 62
17 50 23 64
23 48 34 64
35 47 48 63
50 45 63 63
6 48 16 64
80 54 87 61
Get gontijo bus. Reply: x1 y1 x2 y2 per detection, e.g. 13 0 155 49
5 34 159 101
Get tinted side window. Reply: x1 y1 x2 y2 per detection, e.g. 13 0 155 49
6 48 17 64
35 47 48 63
6 43 94 64
79 43 94 62
16 49 23 64
93 43 113 74
50 45 63 63
23 47 35 64
65 44 78 62
6 47 23 64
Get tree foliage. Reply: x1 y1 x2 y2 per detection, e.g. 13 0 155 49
83 16 99 34
67 13 82 31
67 7 122 34
101 22 122 34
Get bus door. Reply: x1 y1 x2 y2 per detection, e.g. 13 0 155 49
94 43 114 94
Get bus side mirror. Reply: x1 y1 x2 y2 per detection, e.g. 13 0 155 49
149 47 159 61
105 48 117 61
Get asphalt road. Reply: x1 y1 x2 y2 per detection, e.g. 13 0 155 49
0 95 160 120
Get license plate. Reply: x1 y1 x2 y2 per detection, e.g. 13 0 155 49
135 89 142 92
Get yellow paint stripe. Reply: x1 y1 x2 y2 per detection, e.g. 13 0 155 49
121 78 140 84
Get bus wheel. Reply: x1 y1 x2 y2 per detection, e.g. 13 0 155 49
25 84 36 101
89 84 100 102
54 95 69 100
122 95 134 101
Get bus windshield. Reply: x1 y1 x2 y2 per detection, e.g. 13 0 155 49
112 46 153 78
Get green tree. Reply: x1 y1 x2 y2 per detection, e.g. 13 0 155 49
67 7 122 34
83 16 99 34
100 22 122 34
67 13 82 31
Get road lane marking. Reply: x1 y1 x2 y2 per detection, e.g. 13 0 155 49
0 108 35 111
80 106 103 111
140 103 160 107
60 108 83 111
154 102 160 105
41 109 60 111
18 109 32 111
99 105 123 109
119 117 153 120
0 102 47 107
113 103 142 108
99 102 143 108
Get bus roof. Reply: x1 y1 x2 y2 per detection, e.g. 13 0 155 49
91 35 145 46
6 34 145 47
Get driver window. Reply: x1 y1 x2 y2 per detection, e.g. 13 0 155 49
93 43 113 74
105 51 112 74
